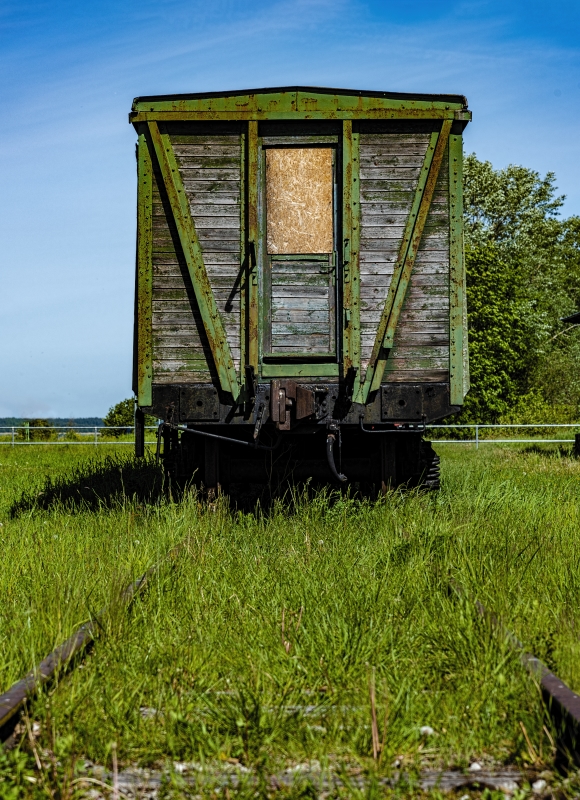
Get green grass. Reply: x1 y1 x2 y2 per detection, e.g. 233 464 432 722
1 443 580 797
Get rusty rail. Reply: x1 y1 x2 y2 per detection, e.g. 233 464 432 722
0 542 187 745
451 585 580 766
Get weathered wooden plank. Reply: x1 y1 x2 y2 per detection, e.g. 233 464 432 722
272 295 330 308
360 193 448 208
272 323 332 336
360 238 449 253
268 309 330 323
153 228 240 244
172 145 241 156
154 276 241 289
360 213 447 227
192 216 241 229
360 226 449 241
398 308 449 322
170 135 242 145
155 372 213 384
383 369 449 383
179 168 240 182
360 178 445 193
175 156 241 168
153 255 239 269
360 273 448 287
360 134 432 144
270 336 331 350
382 356 449 372
360 262 447 275
360 154 432 166
359 166 424 180
155 203 240 217
155 346 240 361
196 228 240 240
181 180 240 193
394 334 450 346
261 135 339 145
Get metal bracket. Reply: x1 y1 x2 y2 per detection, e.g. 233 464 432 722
270 380 316 430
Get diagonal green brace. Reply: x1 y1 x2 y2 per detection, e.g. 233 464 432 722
147 121 241 400
357 119 452 402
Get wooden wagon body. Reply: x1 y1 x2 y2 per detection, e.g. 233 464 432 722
130 87 470 490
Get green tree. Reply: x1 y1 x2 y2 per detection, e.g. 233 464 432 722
458 154 580 422
103 399 157 438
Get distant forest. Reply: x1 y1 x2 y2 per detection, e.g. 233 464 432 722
0 418 104 428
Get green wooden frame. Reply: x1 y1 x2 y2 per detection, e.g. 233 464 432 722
130 89 471 123
262 363 340 378
449 132 467 405
239 129 247 373
247 121 260 374
147 121 242 401
342 120 361 393
136 127 153 406
356 119 452 403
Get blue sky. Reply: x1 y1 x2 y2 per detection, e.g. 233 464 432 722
1 0 579 417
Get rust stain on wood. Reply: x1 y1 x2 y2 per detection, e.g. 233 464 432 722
266 148 333 254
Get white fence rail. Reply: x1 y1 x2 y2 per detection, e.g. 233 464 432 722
0 423 579 449
427 423 580 449
0 426 158 446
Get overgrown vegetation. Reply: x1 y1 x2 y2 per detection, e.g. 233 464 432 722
2 444 580 796
461 155 580 423
103 398 157 437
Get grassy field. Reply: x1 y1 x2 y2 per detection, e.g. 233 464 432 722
1 442 580 797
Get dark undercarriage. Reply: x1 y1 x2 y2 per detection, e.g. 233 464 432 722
137 380 455 494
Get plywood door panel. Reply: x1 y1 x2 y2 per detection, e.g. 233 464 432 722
266 148 333 254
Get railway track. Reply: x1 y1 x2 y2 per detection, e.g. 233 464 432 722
1 562 579 790
0 540 188 747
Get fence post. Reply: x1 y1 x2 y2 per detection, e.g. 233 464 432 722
11 427 14 447
475 424 479 450
575 433 580 458
94 427 98 447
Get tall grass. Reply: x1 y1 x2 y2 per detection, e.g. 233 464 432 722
1 443 580 794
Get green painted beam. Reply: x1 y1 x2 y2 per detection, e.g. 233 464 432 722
247 121 260 373
262 363 340 378
342 121 361 394
239 130 247 373
357 119 453 403
449 132 468 405
136 127 153 406
131 90 467 116
131 108 471 124
147 121 241 400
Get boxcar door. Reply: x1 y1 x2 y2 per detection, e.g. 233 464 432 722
261 144 338 362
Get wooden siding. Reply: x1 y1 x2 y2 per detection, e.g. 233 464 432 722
269 258 335 354
151 133 242 384
359 133 449 383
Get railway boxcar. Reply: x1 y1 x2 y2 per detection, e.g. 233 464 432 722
130 87 471 491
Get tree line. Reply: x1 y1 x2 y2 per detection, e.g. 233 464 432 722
460 154 580 423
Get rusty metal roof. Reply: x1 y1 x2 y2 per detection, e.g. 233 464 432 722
133 86 468 108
